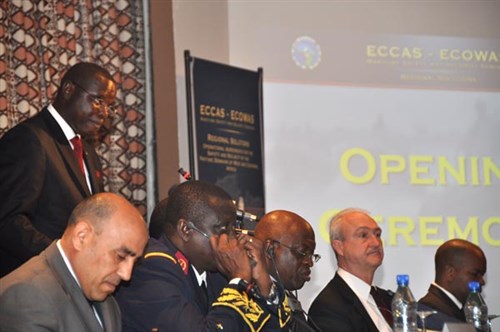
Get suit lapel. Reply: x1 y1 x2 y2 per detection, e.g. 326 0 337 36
95 300 119 332
40 109 92 196
335 274 380 332
429 284 465 321
44 242 104 331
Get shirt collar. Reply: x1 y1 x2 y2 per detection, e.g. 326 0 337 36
432 281 463 309
338 267 372 301
191 265 207 287
56 240 81 287
47 104 77 141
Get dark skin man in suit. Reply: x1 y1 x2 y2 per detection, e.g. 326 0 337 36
0 62 116 276
418 239 487 330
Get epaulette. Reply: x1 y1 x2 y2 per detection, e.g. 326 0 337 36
144 252 177 264
212 286 270 332
144 250 190 275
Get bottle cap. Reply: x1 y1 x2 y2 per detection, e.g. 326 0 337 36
468 281 480 292
396 274 409 286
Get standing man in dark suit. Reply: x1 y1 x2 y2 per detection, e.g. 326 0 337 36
308 208 394 332
0 62 116 276
418 239 487 331
0 192 149 332
254 210 321 332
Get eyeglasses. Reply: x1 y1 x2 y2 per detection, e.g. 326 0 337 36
187 221 210 239
72 81 117 118
271 239 321 263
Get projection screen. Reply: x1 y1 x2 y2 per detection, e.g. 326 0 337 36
226 1 500 318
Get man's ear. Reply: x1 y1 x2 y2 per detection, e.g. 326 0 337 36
444 264 456 282
62 81 75 99
331 239 344 257
72 220 92 251
177 219 191 242
264 240 275 259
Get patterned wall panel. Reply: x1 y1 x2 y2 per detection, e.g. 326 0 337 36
0 0 148 215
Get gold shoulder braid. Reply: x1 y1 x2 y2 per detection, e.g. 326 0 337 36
212 287 270 332
278 294 292 328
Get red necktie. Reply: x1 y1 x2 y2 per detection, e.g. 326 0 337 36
70 136 85 175
371 286 394 327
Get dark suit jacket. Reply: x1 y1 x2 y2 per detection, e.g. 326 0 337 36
0 241 120 332
115 234 277 332
308 273 393 332
418 284 465 331
0 108 103 276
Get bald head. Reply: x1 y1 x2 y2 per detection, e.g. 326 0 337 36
62 193 148 301
59 62 114 91
255 210 317 291
66 192 142 234
255 210 313 241
434 239 486 302
435 239 485 278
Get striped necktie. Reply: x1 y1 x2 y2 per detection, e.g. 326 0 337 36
70 136 85 175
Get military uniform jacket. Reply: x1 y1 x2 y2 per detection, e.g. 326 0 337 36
115 234 279 332
282 291 320 332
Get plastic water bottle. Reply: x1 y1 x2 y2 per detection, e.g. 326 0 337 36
464 281 489 332
391 274 418 332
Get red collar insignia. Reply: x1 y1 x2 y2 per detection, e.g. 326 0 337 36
175 250 189 275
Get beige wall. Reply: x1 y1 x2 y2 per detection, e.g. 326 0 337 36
149 0 231 200
149 0 179 201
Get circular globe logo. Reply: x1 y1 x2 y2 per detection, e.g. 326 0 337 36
291 36 322 70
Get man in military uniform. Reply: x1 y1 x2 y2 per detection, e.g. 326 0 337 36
254 210 321 332
115 180 286 331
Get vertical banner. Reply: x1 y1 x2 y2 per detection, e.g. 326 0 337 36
185 52 265 217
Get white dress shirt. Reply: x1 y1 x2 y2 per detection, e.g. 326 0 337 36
338 268 393 332
47 104 92 193
56 240 103 327
432 281 463 309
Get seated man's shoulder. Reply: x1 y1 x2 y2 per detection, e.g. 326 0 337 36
141 238 181 268
309 280 346 312
1 255 54 290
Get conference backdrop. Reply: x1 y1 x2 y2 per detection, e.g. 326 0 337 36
226 2 500 317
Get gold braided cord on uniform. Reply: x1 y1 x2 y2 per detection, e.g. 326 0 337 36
144 252 177 264
212 287 270 332
278 294 292 328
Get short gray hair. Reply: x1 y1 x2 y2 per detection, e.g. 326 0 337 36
329 207 370 241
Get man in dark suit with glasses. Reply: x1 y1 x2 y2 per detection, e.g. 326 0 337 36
0 62 116 276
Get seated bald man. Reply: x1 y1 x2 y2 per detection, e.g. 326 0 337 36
418 238 487 331
254 210 321 332
0 193 149 332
